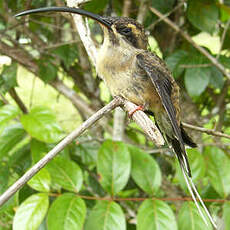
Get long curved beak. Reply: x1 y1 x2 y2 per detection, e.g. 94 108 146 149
15 6 112 29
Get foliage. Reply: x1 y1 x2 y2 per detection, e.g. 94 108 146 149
0 0 230 229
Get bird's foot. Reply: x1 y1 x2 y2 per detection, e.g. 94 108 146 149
128 105 144 117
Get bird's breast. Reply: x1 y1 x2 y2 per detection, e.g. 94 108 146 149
96 47 163 112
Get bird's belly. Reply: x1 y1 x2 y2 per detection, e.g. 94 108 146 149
98 65 162 112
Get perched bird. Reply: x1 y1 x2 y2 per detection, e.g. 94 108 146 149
15 7 216 228
16 6 196 177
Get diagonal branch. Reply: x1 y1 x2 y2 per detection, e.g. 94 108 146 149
0 96 164 207
0 98 121 207
8 88 28 114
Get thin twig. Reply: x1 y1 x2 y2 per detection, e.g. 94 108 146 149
182 122 230 139
149 7 230 80
0 97 121 207
50 193 229 203
122 0 132 17
8 88 28 114
147 1 184 31
137 0 149 24
179 64 212 68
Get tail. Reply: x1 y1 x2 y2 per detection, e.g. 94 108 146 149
169 123 197 178
168 131 217 229
181 124 197 148
171 137 192 177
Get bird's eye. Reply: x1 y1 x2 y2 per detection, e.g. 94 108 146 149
120 27 132 35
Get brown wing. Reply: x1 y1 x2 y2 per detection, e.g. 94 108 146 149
136 51 191 177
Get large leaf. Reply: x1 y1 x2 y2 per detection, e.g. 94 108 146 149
178 202 212 230
129 146 161 195
21 106 63 143
0 123 26 160
53 44 78 69
83 0 109 13
151 0 176 14
37 58 57 83
184 66 210 96
137 199 177 230
204 147 230 198
8 144 31 176
85 201 126 230
31 139 49 164
0 164 9 193
223 202 230 229
165 50 188 78
209 66 224 89
0 104 20 126
47 193 86 230
97 140 131 195
0 62 18 93
13 193 49 230
187 0 219 33
74 140 99 166
27 168 51 192
47 156 83 192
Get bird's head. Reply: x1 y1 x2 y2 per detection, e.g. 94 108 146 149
101 17 148 50
15 6 148 50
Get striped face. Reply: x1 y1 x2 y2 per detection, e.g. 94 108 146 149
104 17 148 50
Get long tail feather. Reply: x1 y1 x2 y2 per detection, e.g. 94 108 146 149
189 177 217 229
181 162 209 227
180 158 217 229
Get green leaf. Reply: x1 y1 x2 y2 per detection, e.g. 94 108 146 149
21 106 63 143
13 193 49 230
165 50 188 78
47 193 86 230
204 147 230 198
97 140 131 195
8 144 31 176
151 0 176 14
0 164 9 193
38 59 57 83
0 62 18 93
47 156 83 192
83 0 109 13
219 55 230 69
184 67 210 96
178 202 212 230
85 201 126 230
209 66 224 89
74 141 99 166
187 0 219 33
129 146 161 195
219 3 230 22
175 149 205 192
53 45 78 69
28 168 51 192
0 105 20 126
31 139 48 164
223 202 230 229
0 123 26 160
137 199 177 230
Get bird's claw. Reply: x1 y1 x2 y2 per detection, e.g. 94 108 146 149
128 105 144 117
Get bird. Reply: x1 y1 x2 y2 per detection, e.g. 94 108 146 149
15 6 196 177
15 7 216 228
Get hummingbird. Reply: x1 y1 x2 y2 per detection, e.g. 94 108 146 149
15 7 216 228
16 6 196 177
